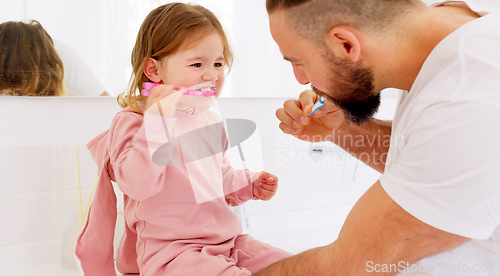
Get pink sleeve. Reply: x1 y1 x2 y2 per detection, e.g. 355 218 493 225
108 112 169 201
221 152 258 207
115 195 139 274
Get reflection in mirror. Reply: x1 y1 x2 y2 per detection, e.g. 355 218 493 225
1 0 131 97
5 0 498 97
0 19 109 97
0 0 310 97
0 0 233 97
0 20 66 96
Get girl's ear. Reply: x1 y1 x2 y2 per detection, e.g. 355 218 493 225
143 58 162 82
325 26 362 63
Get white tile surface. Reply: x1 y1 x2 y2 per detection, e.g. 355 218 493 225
55 144 99 191
1 263 81 276
0 146 57 195
0 144 97 195
246 204 354 254
0 193 59 247
0 240 67 273
0 97 120 146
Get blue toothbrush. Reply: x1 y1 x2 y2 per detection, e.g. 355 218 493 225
308 96 326 117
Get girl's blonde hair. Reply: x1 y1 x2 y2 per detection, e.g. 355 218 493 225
118 3 233 113
0 20 66 96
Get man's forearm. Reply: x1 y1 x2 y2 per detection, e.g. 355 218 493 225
255 182 469 275
332 119 392 173
254 244 340 275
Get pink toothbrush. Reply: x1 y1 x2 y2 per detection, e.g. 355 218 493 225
141 82 162 96
142 82 215 97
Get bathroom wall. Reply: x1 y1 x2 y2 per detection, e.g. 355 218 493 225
0 94 397 274
0 97 120 275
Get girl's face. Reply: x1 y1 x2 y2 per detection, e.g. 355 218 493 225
157 32 226 96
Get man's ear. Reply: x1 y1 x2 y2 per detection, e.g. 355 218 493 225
325 26 362 63
143 58 162 83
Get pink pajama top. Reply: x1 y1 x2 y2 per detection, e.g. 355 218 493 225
75 107 258 275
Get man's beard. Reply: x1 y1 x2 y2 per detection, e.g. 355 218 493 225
313 53 380 125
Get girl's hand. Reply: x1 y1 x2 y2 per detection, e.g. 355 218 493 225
145 84 182 117
252 172 279 201
276 90 344 143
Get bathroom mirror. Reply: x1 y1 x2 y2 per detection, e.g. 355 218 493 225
0 0 310 97
5 0 494 97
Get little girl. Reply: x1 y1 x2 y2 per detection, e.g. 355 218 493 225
75 3 291 275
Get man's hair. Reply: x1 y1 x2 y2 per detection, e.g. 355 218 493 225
266 0 416 44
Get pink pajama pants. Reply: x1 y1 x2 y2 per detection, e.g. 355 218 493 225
160 234 292 275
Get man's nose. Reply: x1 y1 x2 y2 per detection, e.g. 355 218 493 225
293 67 310 85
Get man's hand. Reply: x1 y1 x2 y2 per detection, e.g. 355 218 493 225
276 90 392 173
276 90 344 143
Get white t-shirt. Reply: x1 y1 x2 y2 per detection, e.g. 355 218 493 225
379 3 500 275
54 41 106 96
